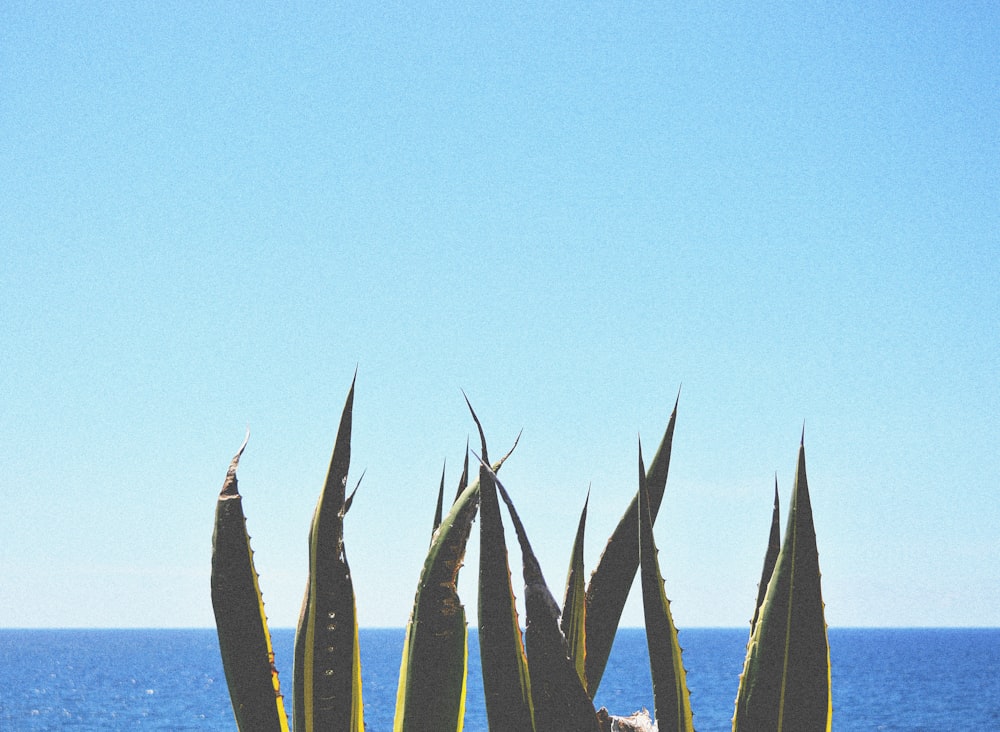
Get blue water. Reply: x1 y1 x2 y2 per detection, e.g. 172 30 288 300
2 628 999 730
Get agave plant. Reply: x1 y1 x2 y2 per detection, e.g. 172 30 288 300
211 379 832 731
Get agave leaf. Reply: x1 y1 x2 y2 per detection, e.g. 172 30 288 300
393 471 480 731
432 461 447 536
210 435 290 732
454 438 470 504
733 439 831 731
585 394 679 694
561 491 589 690
750 478 781 636
637 441 694 732
484 461 600 732
468 397 535 731
293 379 364 732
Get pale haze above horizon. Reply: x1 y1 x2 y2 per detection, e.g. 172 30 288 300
2 3 998 630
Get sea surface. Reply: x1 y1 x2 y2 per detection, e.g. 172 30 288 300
2 628 998 730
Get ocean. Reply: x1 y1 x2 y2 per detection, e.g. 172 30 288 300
2 628 998 730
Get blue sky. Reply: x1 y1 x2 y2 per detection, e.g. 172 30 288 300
2 3 997 629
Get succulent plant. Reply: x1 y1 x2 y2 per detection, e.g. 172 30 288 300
211 379 831 731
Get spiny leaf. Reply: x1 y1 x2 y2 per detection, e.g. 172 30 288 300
454 439 470 504
483 460 600 732
733 440 831 731
293 378 364 732
432 460 447 536
750 478 781 636
211 434 290 732
343 472 363 516
468 396 535 731
585 393 680 694
393 467 480 732
637 441 694 732
561 491 589 690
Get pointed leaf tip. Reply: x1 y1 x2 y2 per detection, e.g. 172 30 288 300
751 476 782 634
454 442 470 505
639 435 694 730
212 433 290 731
463 392 489 464
294 379 363 732
734 442 830 731
433 460 447 534
222 431 251 497
585 406 679 695
562 488 590 690
343 472 364 516
233 429 250 468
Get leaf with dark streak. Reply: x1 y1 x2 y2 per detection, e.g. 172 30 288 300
293 377 364 732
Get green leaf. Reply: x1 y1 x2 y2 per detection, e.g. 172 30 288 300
432 460 447 536
733 439 832 732
469 398 535 731
293 378 364 732
454 438 470 504
561 491 589 690
393 465 480 732
750 478 781 636
585 393 679 694
210 434 290 732
486 463 600 732
637 441 694 732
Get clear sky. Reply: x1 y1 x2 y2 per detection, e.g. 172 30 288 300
2 3 997 629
